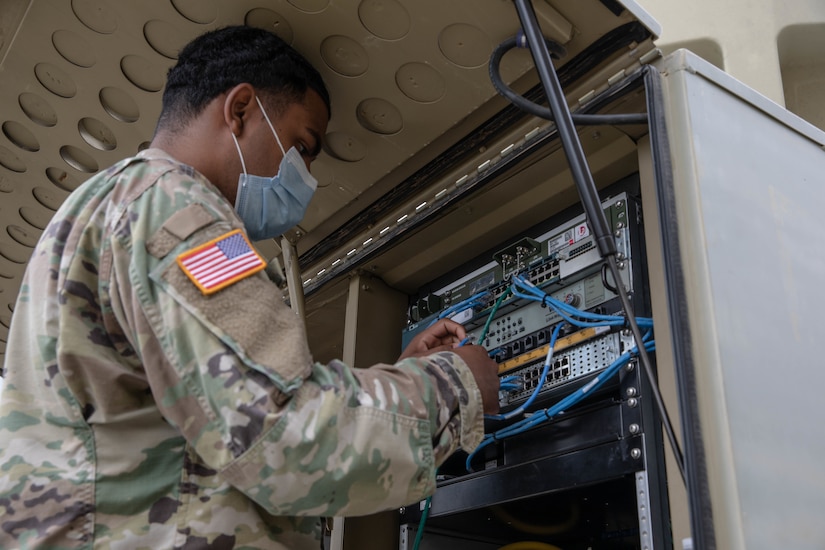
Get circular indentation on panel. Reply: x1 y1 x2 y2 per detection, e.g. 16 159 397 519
2 121 40 152
78 117 117 151
0 172 18 193
324 132 366 162
19 92 58 127
20 206 52 230
99 87 140 123
287 0 329 13
0 311 10 329
71 0 117 34
0 260 15 279
52 29 96 67
34 63 77 98
143 20 187 59
321 35 369 77
33 186 67 211
0 241 31 264
121 55 164 92
356 98 402 135
171 0 217 24
245 8 294 44
396 62 446 103
438 23 491 68
137 141 151 153
358 0 410 40
60 145 98 173
8 225 39 248
46 167 81 192
0 146 26 173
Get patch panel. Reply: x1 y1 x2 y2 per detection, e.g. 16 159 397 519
489 280 510 301
526 257 560 286
468 271 618 352
402 193 634 348
498 331 633 409
517 354 570 392
566 240 595 260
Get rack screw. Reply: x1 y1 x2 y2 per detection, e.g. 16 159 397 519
626 387 637 397
629 423 640 434
627 397 638 408
631 448 642 459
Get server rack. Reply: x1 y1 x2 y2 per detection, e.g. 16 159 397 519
397 176 671 550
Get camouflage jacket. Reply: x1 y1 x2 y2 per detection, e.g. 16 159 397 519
0 149 483 549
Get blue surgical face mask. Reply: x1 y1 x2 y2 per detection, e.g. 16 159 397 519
231 96 318 241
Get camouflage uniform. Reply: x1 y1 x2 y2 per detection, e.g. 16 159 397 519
0 150 483 549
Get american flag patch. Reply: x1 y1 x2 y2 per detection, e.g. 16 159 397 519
176 230 266 295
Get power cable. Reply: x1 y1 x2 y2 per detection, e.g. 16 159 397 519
489 37 648 126
496 0 686 484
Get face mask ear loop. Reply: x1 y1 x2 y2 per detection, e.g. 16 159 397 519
256 95 287 156
231 132 248 177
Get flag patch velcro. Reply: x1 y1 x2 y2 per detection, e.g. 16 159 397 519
176 229 265 295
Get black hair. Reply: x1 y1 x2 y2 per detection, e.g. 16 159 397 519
156 26 330 132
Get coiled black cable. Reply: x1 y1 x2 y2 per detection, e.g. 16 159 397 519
488 33 648 126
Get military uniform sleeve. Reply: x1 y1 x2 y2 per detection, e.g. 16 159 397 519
108 171 483 518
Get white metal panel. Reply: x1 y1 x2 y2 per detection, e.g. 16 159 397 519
660 49 825 550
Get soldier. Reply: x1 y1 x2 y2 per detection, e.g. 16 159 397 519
0 26 499 549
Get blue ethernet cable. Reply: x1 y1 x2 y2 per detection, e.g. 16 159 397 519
485 323 563 422
427 291 491 328
509 274 653 328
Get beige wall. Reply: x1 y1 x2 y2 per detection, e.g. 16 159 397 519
641 0 825 130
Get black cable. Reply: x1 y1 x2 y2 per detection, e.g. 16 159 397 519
511 0 615 259
508 0 686 484
600 263 618 294
489 35 649 126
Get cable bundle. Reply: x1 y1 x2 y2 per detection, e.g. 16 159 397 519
467 273 655 471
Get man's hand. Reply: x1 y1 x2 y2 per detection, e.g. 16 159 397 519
398 319 466 360
398 319 499 415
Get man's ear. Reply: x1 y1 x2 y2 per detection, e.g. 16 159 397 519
223 83 256 138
